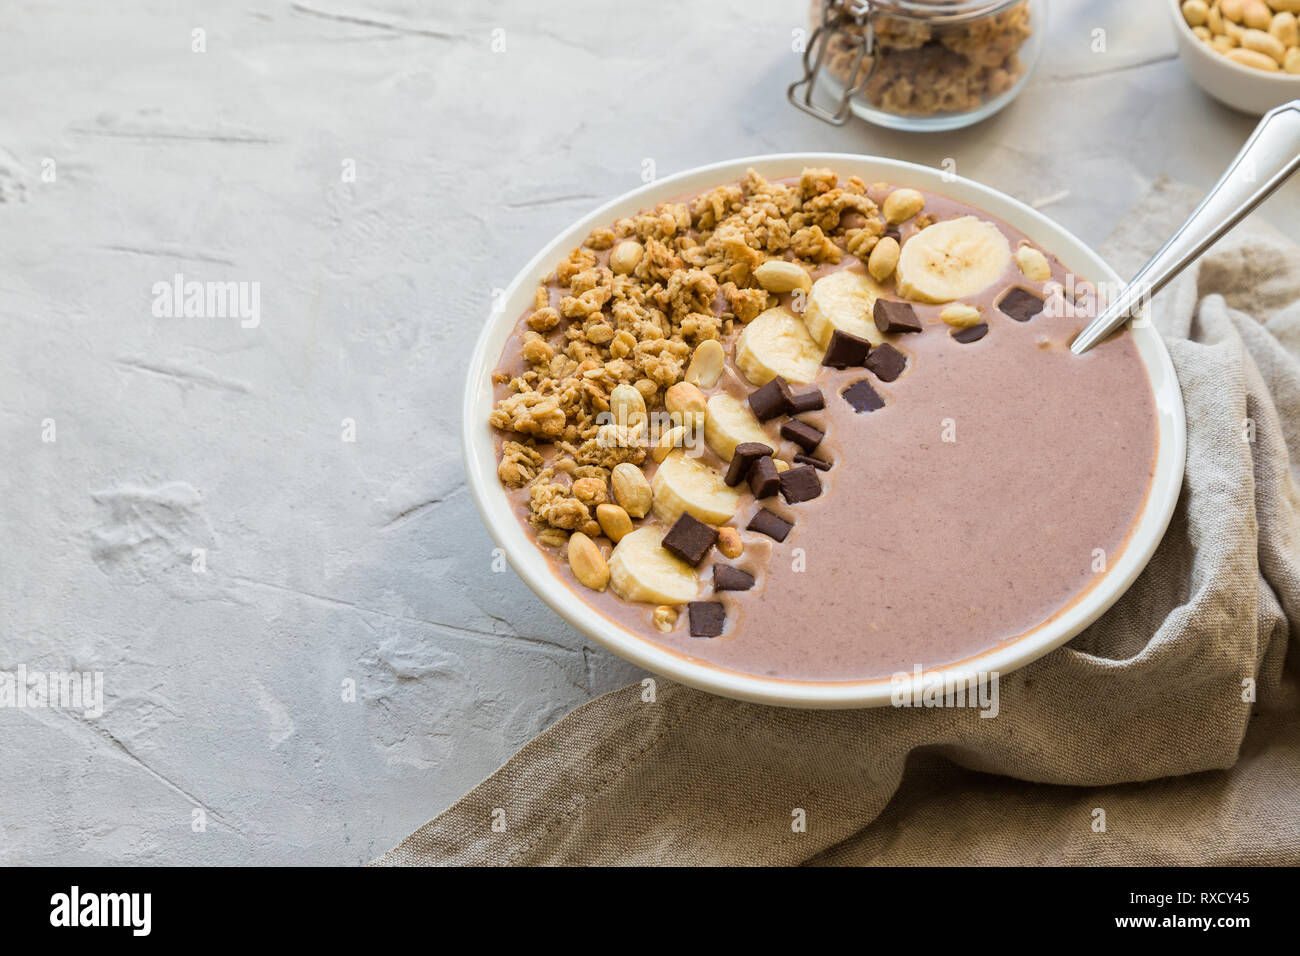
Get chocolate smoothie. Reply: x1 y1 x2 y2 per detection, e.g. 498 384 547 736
489 169 1157 683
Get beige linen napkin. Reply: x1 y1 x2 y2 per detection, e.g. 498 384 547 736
378 181 1300 866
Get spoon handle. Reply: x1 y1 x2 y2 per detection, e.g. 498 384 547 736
1071 99 1300 355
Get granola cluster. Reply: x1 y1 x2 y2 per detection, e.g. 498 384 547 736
822 1 1033 117
491 168 886 540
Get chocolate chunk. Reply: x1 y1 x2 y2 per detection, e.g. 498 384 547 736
713 564 755 592
873 298 923 334
789 388 825 413
865 342 907 382
821 329 871 369
688 601 726 638
747 508 792 542
843 379 885 413
793 453 832 471
952 322 989 344
779 464 822 504
661 513 718 566
747 376 794 422
780 419 824 454
748 455 781 499
724 442 773 487
998 287 1044 322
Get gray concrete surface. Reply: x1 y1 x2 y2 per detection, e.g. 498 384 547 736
2 0 1296 865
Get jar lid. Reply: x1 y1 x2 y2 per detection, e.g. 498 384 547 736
849 0 1018 23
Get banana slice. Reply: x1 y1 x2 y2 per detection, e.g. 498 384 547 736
651 450 741 525
704 393 771 461
802 269 886 348
734 306 824 386
608 526 699 605
894 216 1012 304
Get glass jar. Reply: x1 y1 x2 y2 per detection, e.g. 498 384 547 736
792 0 1047 132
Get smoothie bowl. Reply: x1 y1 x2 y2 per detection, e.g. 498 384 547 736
463 155 1185 708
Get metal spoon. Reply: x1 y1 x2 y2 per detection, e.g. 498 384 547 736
1071 99 1300 355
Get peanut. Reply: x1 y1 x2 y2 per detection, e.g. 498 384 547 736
1183 0 1210 27
665 381 707 428
1227 46 1281 68
609 240 643 275
1285 45 1300 70
940 303 982 328
611 462 652 518
1221 0 1246 23
717 527 743 559
868 236 900 282
652 605 677 633
1241 27 1286 61
684 339 725 389
1208 2 1225 33
882 188 925 225
652 424 688 462
1194 24 1213 40
1243 0 1273 30
568 532 609 592
754 259 812 294
773 458 791 473
1212 33 1238 51
1015 244 1052 282
609 382 647 432
1270 10 1299 47
595 503 634 543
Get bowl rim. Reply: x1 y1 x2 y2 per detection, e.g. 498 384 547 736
461 153 1187 709
1168 0 1300 84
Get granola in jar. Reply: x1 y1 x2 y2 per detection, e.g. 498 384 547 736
806 0 1043 130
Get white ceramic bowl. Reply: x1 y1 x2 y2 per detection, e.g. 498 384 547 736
1169 0 1300 115
462 154 1186 709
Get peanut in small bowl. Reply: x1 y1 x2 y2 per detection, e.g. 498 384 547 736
1170 0 1300 114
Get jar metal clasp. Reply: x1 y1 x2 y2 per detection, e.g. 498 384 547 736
787 0 875 126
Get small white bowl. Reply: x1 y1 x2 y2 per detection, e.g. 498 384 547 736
1169 0 1300 115
462 154 1186 709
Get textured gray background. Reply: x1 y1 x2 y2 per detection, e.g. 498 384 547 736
2 0 1297 865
